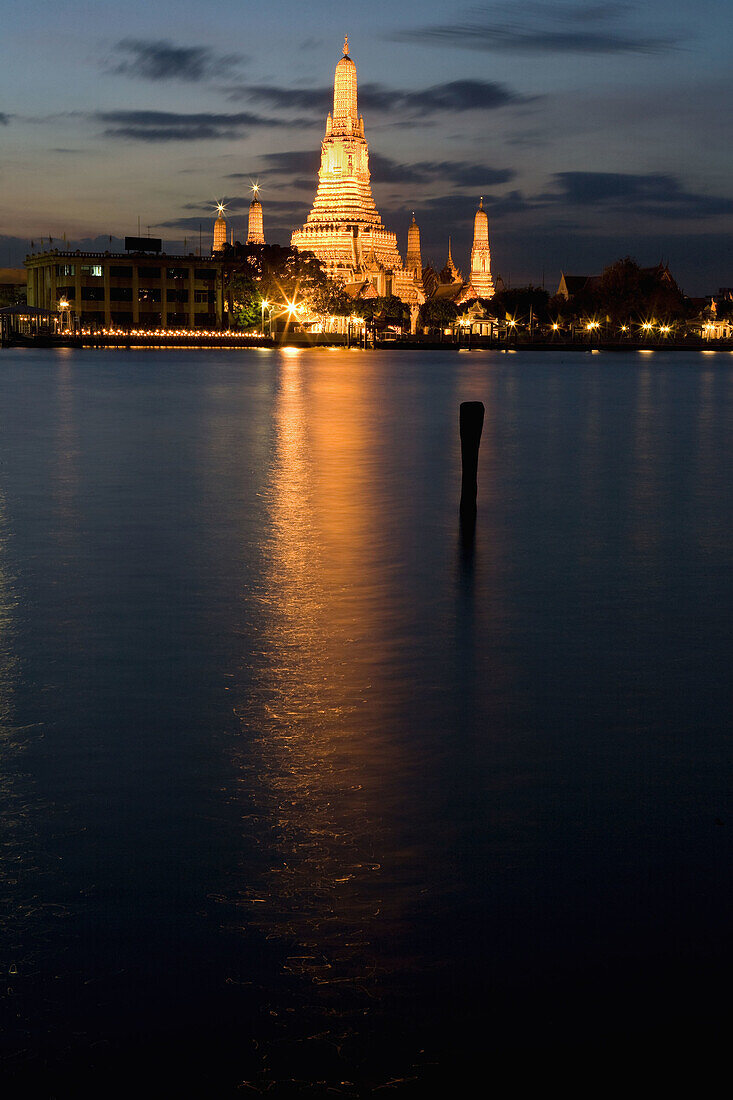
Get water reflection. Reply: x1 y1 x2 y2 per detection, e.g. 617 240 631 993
52 357 80 536
0 492 27 1012
232 360 420 1078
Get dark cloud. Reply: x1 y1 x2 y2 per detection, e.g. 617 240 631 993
363 80 530 115
394 1 680 55
158 200 309 233
251 150 321 176
227 78 527 117
371 155 515 188
95 109 296 142
109 39 244 83
545 172 733 218
0 113 9 125
226 83 332 113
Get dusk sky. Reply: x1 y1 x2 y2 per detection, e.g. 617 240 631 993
2 0 732 293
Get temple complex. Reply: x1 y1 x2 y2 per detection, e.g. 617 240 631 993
291 38 423 316
247 186 265 244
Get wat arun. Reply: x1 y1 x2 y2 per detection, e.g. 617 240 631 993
291 38 423 313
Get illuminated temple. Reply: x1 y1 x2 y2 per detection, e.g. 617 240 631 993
291 38 423 314
247 185 265 245
212 204 227 253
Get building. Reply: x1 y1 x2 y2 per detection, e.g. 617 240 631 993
405 214 422 279
556 273 601 300
247 187 266 245
25 247 224 330
465 197 494 299
0 267 27 307
421 202 498 310
213 205 228 252
291 37 423 318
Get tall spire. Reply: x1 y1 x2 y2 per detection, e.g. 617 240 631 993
247 183 265 244
444 236 460 281
212 202 227 252
406 211 422 277
470 196 494 297
291 39 403 283
332 35 358 132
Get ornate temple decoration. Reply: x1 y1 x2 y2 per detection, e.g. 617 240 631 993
442 238 463 284
247 184 265 245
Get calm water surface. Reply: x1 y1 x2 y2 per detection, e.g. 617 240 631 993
0 348 731 1095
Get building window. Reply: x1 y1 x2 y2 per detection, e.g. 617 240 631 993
56 264 76 276
81 287 104 301
80 264 103 277
110 287 133 301
167 289 188 303
194 269 216 280
167 267 187 280
56 286 75 300
138 287 161 303
110 266 133 278
139 267 161 279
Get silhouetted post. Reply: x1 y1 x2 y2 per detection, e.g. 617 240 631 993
460 401 484 519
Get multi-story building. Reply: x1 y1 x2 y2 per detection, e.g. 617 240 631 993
25 249 225 330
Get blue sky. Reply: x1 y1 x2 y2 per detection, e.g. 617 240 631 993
2 0 732 292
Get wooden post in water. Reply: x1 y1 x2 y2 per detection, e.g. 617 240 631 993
460 401 484 518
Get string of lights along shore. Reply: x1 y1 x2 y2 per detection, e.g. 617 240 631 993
214 37 493 316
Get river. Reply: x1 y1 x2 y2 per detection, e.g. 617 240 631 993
0 347 730 1095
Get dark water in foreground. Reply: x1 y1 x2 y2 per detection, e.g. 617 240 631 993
0 348 731 1095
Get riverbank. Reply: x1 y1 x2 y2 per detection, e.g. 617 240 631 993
3 331 732 352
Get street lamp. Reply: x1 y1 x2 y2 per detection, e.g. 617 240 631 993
58 297 71 333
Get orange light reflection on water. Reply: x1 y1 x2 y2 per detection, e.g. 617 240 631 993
232 359 419 1000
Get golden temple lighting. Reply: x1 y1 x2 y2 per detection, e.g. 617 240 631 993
213 201 227 252
247 184 265 245
291 39 400 279
469 197 494 298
